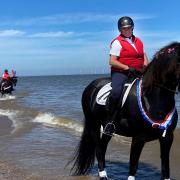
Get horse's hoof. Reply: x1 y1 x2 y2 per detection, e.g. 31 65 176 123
100 177 108 180
128 176 135 180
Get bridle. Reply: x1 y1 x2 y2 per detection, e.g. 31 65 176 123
155 83 179 95
155 63 180 95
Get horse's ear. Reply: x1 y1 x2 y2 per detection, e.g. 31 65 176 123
12 70 16 76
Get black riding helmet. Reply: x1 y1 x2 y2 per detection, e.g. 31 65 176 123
118 16 134 30
4 69 8 73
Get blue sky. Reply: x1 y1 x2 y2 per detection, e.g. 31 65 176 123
0 0 180 76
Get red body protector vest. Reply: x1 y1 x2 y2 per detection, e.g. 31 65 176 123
2 72 10 80
111 35 144 72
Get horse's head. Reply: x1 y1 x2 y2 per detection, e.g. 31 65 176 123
143 42 180 93
10 76 18 86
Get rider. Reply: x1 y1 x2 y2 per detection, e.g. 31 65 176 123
2 69 10 81
103 16 149 136
0 69 11 91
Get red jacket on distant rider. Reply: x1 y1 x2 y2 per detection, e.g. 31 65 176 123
2 70 10 80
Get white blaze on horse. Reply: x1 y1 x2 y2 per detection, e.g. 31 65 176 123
70 42 180 180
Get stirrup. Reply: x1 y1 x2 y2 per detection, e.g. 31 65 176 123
102 123 115 136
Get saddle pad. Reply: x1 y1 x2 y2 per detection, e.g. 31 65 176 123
96 79 137 108
96 78 137 106
96 82 111 105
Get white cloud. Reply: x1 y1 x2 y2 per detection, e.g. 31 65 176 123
0 29 25 37
29 31 74 38
135 30 179 39
0 13 156 26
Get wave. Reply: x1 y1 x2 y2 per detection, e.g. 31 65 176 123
1 103 179 144
0 95 16 101
32 113 133 145
32 112 180 145
32 112 83 133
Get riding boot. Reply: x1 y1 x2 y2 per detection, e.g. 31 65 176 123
103 97 118 136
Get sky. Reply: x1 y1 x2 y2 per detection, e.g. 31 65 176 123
0 0 180 76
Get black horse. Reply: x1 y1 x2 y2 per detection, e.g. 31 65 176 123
71 42 180 180
0 76 18 96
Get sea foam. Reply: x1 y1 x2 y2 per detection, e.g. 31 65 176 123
33 112 83 133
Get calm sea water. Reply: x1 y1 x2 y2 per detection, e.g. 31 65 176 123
0 74 180 179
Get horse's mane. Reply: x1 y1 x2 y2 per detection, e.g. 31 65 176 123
142 42 180 90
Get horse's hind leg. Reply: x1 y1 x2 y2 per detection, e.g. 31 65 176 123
128 136 145 178
159 133 173 180
96 133 112 179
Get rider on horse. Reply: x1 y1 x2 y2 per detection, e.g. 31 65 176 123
0 69 10 90
0 69 18 95
71 42 180 180
103 16 149 136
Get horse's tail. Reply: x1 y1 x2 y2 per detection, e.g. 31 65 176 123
71 82 101 175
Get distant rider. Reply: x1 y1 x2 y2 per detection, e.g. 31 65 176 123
0 69 11 91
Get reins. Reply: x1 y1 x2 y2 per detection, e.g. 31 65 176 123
154 83 179 94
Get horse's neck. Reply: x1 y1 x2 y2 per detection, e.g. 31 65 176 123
142 72 176 107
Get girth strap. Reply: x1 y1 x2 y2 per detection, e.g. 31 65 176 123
121 78 137 107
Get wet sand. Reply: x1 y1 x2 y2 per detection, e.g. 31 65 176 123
141 130 180 179
0 162 27 180
0 116 24 179
0 116 13 136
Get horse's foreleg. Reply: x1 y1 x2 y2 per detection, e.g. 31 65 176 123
96 133 112 180
128 136 145 178
159 133 173 180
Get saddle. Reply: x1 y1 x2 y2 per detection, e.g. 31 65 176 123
96 78 137 107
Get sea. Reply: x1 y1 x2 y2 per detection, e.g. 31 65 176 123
0 74 180 180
